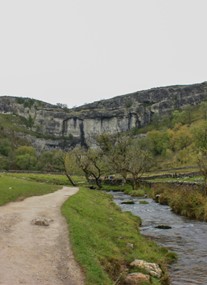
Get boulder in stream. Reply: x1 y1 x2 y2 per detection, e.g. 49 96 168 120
155 225 172 230
121 200 135 205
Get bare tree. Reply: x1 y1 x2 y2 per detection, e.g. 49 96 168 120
72 146 108 189
59 151 77 186
97 133 153 189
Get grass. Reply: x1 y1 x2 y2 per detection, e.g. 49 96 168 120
5 172 70 185
152 183 207 221
102 183 151 197
147 175 203 184
0 174 60 206
5 172 86 186
143 166 199 176
62 187 175 285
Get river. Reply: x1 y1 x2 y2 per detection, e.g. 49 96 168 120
110 191 207 285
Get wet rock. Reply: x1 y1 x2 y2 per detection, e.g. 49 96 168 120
125 272 150 284
155 225 172 229
130 259 162 278
31 217 53 227
139 200 149 205
121 200 135 205
155 194 161 202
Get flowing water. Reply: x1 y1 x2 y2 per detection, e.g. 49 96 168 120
110 191 207 285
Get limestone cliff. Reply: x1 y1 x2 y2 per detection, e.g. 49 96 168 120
0 81 207 150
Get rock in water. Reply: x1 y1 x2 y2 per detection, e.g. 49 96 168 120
155 225 172 229
121 200 135 204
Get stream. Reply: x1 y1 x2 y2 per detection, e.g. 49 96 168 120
110 191 207 285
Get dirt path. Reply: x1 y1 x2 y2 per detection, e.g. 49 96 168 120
0 187 85 285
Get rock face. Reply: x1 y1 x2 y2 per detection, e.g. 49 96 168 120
0 81 207 150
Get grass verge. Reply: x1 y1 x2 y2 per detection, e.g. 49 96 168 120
62 187 175 285
5 172 86 186
0 174 60 205
152 183 207 221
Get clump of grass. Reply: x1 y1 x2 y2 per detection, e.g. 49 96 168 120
152 183 207 221
139 200 149 205
0 174 60 205
124 186 152 198
125 189 145 197
62 188 175 285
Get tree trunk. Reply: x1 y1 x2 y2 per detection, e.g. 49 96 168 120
132 176 140 190
95 177 102 189
65 170 77 187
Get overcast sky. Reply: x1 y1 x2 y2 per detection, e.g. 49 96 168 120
0 1 206 108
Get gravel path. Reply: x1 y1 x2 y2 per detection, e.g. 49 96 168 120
0 187 85 285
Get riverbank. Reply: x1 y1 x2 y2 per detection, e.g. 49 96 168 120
111 191 207 285
151 183 207 221
62 187 176 285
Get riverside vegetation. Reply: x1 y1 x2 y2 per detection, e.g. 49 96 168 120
152 183 207 221
0 173 176 285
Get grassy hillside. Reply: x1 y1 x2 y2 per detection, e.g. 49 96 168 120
131 101 207 170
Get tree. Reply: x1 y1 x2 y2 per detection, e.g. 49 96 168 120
172 105 193 126
124 141 153 189
37 150 64 172
72 147 108 189
192 121 207 153
15 154 37 170
71 147 91 182
15 146 36 156
147 130 170 156
168 125 192 152
61 151 77 186
15 146 37 170
97 134 153 189
0 138 12 156
97 134 130 182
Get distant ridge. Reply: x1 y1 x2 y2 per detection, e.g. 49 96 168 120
0 81 206 150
